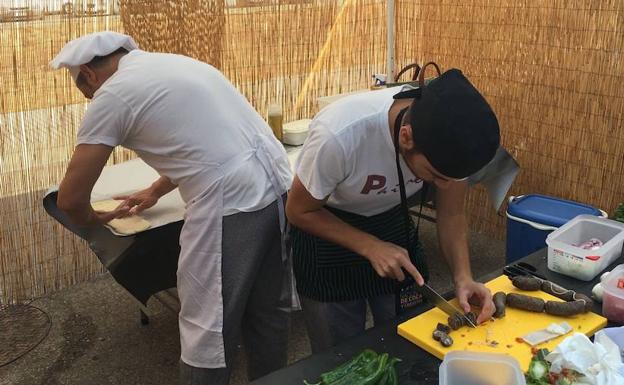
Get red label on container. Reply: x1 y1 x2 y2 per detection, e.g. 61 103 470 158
586 255 601 261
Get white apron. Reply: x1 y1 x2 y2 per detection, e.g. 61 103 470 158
177 134 291 368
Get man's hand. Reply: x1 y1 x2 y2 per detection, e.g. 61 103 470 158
93 201 131 224
455 278 495 324
363 240 425 285
115 188 160 216
114 176 176 216
286 176 424 285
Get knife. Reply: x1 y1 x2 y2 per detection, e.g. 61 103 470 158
416 283 477 328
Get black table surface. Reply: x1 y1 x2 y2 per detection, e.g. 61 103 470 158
251 249 623 385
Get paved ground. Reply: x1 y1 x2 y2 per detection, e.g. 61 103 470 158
0 218 505 385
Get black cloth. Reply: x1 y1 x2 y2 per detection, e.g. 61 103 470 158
394 68 500 179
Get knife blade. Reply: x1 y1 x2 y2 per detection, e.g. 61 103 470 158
416 283 477 328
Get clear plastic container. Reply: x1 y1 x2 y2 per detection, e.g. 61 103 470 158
546 215 624 281
439 351 526 385
602 264 624 323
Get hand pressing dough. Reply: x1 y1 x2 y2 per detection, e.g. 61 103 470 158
91 199 151 235
91 199 123 212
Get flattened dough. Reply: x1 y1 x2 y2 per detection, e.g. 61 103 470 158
91 199 151 235
91 200 122 212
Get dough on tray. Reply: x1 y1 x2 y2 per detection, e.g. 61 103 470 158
91 199 151 235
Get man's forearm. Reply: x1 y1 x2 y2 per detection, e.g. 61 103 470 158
57 144 114 227
437 213 473 284
150 176 177 197
60 203 101 226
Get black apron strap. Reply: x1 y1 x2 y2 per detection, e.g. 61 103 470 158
393 105 429 314
393 107 411 248
392 107 428 254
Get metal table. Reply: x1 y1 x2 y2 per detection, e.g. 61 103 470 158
250 249 622 385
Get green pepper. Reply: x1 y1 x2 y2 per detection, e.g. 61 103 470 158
379 357 400 385
387 365 398 385
318 349 378 384
329 352 389 385
303 350 403 385
386 357 401 385
377 367 391 385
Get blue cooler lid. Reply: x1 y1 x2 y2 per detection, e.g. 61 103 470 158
507 194 603 228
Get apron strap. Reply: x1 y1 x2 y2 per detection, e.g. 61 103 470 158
253 137 301 310
393 104 429 315
392 108 429 248
253 135 289 261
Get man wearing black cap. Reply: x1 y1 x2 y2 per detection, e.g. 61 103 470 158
286 67 500 352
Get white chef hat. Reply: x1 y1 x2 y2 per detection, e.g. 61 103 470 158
50 31 138 81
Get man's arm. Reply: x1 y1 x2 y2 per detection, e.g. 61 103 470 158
57 144 127 226
435 181 495 322
286 176 424 284
435 181 472 283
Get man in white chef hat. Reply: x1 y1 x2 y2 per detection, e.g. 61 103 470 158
51 31 293 384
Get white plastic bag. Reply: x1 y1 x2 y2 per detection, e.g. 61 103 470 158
546 331 624 385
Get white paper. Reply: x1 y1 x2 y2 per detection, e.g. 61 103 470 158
522 322 572 346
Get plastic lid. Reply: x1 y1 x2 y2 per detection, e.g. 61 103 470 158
439 351 526 385
507 194 603 228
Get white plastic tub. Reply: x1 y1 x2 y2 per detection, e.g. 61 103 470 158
439 351 526 385
546 215 624 281
602 264 624 323
282 119 311 146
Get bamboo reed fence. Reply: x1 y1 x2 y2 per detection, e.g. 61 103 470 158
1 0 622 303
395 0 624 242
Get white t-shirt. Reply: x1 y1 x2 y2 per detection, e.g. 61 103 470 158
296 86 423 217
77 50 291 215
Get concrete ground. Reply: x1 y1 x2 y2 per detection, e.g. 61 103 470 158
0 218 505 385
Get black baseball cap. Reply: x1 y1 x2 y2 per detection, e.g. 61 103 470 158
393 69 500 179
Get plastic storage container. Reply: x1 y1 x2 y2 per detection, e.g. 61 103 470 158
602 264 624 323
506 194 605 263
439 351 526 385
546 215 624 281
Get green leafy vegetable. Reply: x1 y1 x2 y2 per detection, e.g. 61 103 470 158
528 360 549 380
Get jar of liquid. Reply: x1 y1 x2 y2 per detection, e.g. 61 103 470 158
267 103 283 142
